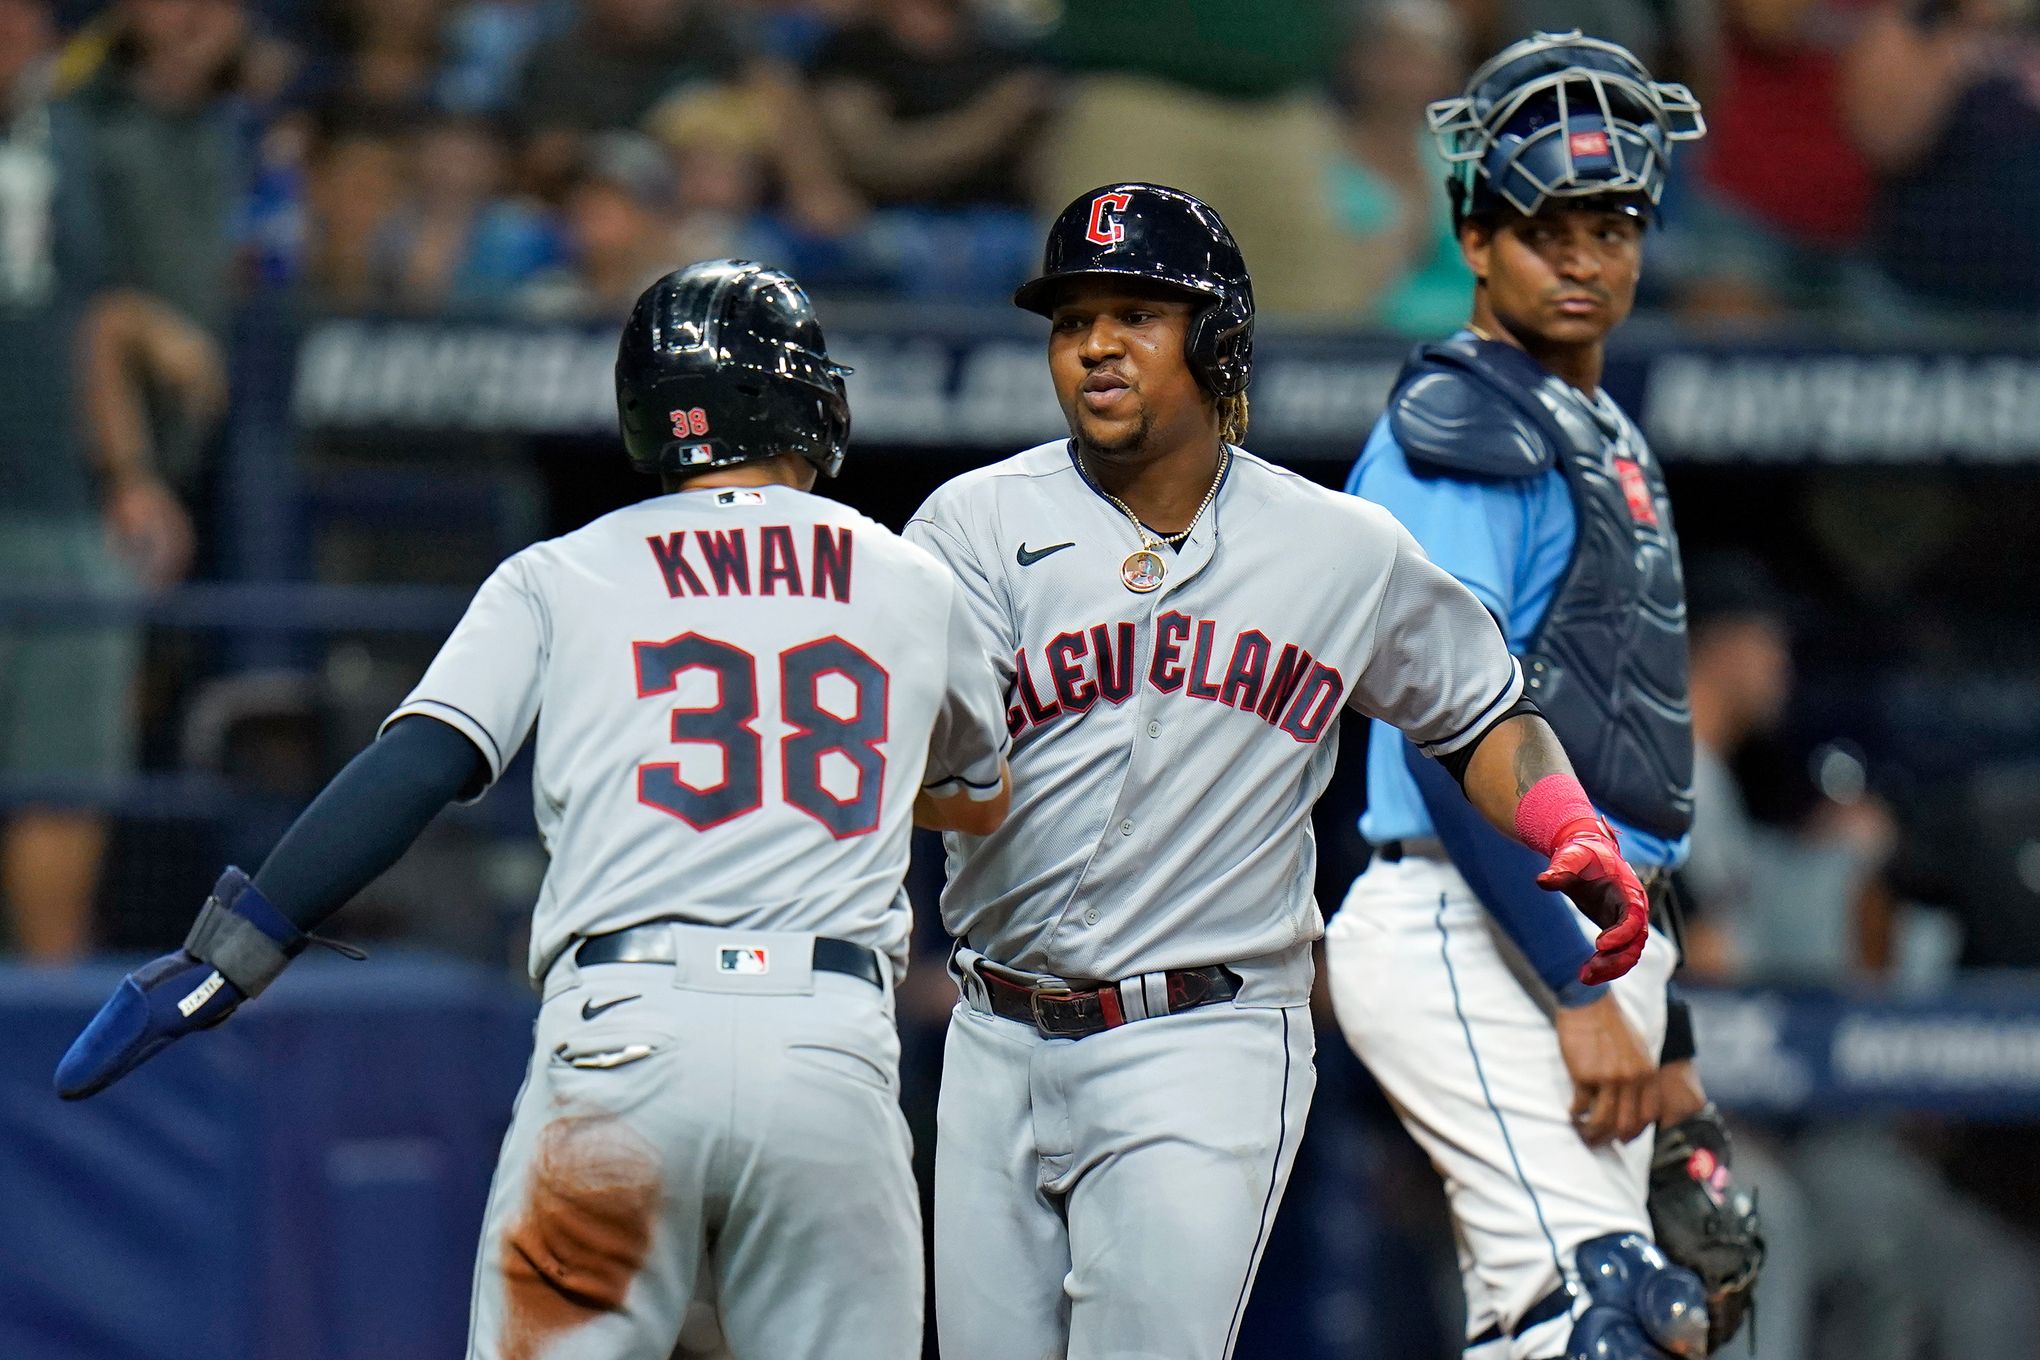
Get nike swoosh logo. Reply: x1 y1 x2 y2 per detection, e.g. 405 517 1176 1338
1016 541 1076 567
581 995 640 1021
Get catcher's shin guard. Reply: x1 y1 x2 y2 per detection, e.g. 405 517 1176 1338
1567 1232 1711 1360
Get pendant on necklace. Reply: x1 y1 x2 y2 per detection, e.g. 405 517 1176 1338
1121 548 1166 594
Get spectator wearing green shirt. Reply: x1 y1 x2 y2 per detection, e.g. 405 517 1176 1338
1035 0 1378 316
58 0 247 498
1 0 196 962
1327 0 1476 336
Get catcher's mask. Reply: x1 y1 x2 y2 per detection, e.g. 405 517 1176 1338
1431 30 1705 227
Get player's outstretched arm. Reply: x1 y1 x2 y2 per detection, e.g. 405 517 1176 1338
914 762 1011 837
54 716 486 1099
1459 713 1650 985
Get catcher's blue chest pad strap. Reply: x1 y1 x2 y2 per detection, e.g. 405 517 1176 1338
1387 336 1564 481
252 713 487 932
1401 737 1601 1002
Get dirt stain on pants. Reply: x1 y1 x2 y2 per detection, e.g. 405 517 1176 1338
500 1115 663 1360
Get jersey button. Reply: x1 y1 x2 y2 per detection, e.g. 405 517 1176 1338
1146 720 1161 738
1118 819 1134 836
1083 908 1101 926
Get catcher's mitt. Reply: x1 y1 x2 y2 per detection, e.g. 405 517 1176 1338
1649 1104 1764 1353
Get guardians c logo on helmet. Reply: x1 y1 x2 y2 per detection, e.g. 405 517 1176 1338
1014 182 1255 401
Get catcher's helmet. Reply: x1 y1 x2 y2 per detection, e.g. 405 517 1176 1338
1430 31 1704 226
616 259 851 480
1013 183 1254 399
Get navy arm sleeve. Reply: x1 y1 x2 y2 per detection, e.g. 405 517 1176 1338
252 715 488 932
1403 738 1604 1004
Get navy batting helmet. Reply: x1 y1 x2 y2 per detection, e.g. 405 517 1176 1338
616 259 852 480
1013 183 1254 399
1430 31 1704 226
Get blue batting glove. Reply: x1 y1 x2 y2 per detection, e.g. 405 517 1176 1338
54 866 309 1101
54 949 247 1100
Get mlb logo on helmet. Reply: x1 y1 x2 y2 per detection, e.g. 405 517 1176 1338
718 946 770 974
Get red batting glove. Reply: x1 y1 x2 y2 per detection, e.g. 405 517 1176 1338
1536 816 1650 985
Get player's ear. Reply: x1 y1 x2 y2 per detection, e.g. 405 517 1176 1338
1459 219 1492 282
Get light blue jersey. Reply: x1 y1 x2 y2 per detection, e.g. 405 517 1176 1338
1348 405 1689 871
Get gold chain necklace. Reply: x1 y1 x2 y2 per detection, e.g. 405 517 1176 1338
1081 446 1231 594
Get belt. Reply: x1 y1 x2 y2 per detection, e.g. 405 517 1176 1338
573 917 885 989
1469 1282 1575 1347
1375 837 1446 863
974 960 1240 1040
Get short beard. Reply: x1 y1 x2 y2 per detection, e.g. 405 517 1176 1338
1072 404 1155 466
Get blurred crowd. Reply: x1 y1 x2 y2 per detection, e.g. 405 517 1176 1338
5 0 2040 339
1668 553 2040 1360
9 2 2040 1354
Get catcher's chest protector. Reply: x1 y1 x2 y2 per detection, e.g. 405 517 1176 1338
1393 336 1694 838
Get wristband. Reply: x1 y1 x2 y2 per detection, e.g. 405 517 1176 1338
1514 773 1600 856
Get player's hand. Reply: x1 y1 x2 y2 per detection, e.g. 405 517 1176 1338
1555 992 1659 1145
1535 816 1649 985
54 867 345 1100
54 949 246 1100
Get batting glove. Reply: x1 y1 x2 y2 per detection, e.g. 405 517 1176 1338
1536 817 1650 985
54 867 357 1100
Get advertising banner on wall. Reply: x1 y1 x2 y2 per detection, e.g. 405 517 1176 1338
291 314 2040 465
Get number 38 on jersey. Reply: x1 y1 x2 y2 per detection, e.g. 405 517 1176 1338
633 633 889 840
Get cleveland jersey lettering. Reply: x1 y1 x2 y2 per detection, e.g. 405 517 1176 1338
1008 615 1344 744
907 440 1522 1000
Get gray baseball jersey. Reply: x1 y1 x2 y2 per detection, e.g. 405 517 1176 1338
912 438 1524 1360
385 484 1008 981
904 439 1523 1003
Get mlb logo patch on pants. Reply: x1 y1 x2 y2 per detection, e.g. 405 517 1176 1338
719 947 770 975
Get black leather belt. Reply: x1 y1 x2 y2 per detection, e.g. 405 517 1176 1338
1375 838 1445 863
1469 1281 1575 1346
573 917 884 989
978 964 1240 1039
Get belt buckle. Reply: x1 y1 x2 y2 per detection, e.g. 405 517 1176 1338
1029 982 1078 1038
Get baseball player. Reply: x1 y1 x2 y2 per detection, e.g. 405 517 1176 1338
906 183 1659 1360
54 260 1013 1360
1325 33 1761 1360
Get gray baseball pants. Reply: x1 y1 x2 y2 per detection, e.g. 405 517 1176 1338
466 924 921 1360
933 965 1315 1360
